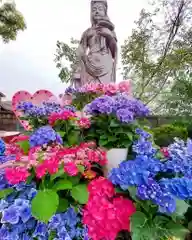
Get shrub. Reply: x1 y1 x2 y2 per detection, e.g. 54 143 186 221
152 124 188 147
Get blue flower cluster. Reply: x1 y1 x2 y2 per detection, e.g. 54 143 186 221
0 182 37 240
0 138 5 155
17 101 76 118
162 138 192 177
48 208 88 240
0 179 88 240
85 94 149 123
109 129 192 214
29 126 63 147
160 178 192 200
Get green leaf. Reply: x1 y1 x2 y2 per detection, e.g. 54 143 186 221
53 180 72 191
31 190 59 223
77 165 85 173
166 222 189 239
99 138 108 147
128 186 137 200
188 220 192 232
71 184 89 204
67 131 79 146
154 216 169 225
131 211 147 230
50 168 66 181
68 175 80 186
108 135 117 142
57 198 69 213
126 132 133 141
110 119 119 127
0 188 13 199
57 131 66 137
174 200 189 217
16 140 30 154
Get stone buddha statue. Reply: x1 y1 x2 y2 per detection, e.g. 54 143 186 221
72 0 118 88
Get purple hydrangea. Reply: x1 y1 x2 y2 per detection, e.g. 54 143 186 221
29 126 63 147
85 95 115 115
17 101 62 118
114 94 150 117
116 108 134 123
65 86 77 95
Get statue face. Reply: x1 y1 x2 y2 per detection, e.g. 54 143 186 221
92 2 106 21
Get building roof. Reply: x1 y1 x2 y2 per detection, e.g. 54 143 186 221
0 101 12 111
0 92 6 98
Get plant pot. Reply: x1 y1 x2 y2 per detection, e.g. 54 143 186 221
104 148 128 176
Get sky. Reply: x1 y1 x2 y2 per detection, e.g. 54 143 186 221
0 0 148 99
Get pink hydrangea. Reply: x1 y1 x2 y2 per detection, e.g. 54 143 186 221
64 162 78 176
83 177 136 240
5 167 30 185
77 117 91 129
49 110 77 125
103 83 118 95
118 80 132 94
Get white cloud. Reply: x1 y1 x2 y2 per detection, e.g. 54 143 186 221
0 0 147 99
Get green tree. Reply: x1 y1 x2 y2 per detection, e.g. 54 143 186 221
160 72 192 116
0 1 26 43
121 0 192 110
54 38 79 83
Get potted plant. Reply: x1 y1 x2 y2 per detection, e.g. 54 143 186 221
84 94 149 173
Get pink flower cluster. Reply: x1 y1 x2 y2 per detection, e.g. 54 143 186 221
83 177 136 240
4 142 107 184
77 117 91 129
79 80 132 96
5 167 30 185
49 110 77 125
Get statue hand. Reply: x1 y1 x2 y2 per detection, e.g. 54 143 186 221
96 27 113 39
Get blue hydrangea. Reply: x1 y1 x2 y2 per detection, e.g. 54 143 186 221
0 138 5 155
0 178 88 239
29 126 63 147
160 177 192 200
109 160 151 190
137 178 176 214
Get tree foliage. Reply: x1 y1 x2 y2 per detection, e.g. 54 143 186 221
0 1 26 43
54 38 79 83
161 72 192 116
121 0 192 110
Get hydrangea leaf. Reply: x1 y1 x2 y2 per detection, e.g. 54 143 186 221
50 168 67 181
174 200 189 217
57 198 69 213
77 165 85 173
31 190 59 223
131 211 147 232
0 188 13 199
68 175 81 186
53 180 72 191
166 222 189 239
71 184 89 204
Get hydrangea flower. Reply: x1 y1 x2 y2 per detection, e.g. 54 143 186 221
0 138 5 155
160 177 192 200
137 178 176 213
85 95 115 115
29 126 63 147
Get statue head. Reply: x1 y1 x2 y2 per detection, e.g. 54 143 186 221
91 0 108 23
